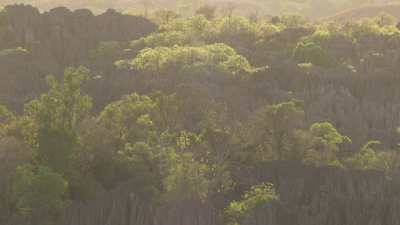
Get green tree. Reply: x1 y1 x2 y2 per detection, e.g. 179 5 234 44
95 93 160 191
372 13 396 27
246 99 306 162
0 105 14 125
164 151 210 202
345 141 400 176
280 14 308 28
224 183 278 225
209 16 258 56
97 92 231 203
0 136 31 222
13 165 68 224
98 93 157 144
293 40 332 67
303 122 351 166
129 44 255 79
0 105 15 137
25 67 92 174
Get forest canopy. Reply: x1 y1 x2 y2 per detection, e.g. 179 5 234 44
2 2 400 225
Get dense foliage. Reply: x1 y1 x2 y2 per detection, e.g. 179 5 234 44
2 3 400 225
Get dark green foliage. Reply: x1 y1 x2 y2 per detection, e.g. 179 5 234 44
293 40 332 67
0 105 14 125
13 165 67 224
25 67 92 174
244 100 306 162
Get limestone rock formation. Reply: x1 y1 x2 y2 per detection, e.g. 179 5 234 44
0 4 157 110
9 162 396 225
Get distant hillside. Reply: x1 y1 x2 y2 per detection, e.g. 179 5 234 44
0 0 272 16
327 4 400 22
0 0 267 14
4 1 400 22
0 0 337 17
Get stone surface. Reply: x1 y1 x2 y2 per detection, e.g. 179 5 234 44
0 4 156 110
12 162 397 225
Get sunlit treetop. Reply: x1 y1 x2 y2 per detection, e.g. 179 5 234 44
118 43 258 79
130 15 212 48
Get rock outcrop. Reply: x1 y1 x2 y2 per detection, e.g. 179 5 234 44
0 4 156 110
9 162 398 225
242 161 400 225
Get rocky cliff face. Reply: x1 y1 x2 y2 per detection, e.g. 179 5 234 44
54 185 220 225
10 162 397 225
0 4 156 110
0 5 155 58
242 162 400 225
